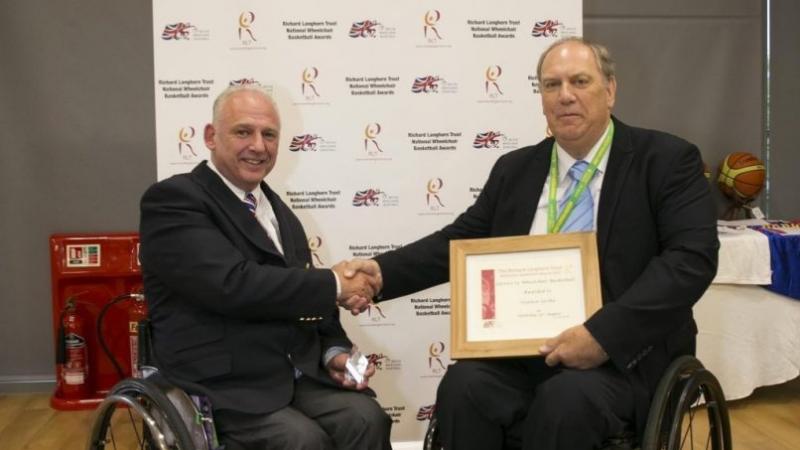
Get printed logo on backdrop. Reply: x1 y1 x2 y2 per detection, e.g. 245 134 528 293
419 179 454 217
283 19 337 40
307 236 325 267
348 20 396 39
158 79 215 100
485 65 504 96
418 10 451 48
232 12 267 50
357 123 392 161
411 297 450 317
289 134 336 152
531 19 578 38
473 130 519 151
177 126 198 160
347 76 399 97
296 68 329 105
477 65 512 104
302 67 320 98
239 12 257 42
408 131 460 152
425 341 449 376
352 188 399 207
229 77 260 87
467 18 520 39
416 404 436 421
411 75 458 94
285 189 341 210
366 352 402 371
161 22 210 41
424 10 443 41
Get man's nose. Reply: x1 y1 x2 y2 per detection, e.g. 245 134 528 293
251 134 267 151
558 83 576 103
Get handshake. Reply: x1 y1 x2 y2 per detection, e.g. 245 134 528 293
332 259 383 315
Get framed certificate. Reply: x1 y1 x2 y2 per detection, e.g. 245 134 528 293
449 232 602 359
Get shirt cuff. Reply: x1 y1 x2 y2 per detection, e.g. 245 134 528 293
323 346 350 367
332 270 342 298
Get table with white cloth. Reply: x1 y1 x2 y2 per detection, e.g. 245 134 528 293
693 220 800 400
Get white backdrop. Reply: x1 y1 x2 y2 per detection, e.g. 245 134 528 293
153 1 581 441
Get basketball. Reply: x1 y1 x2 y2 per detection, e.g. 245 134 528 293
717 152 766 202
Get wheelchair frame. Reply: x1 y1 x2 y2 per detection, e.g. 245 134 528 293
423 355 732 450
86 320 219 450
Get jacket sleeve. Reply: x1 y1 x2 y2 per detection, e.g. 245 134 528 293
374 152 509 299
585 141 719 372
139 179 337 321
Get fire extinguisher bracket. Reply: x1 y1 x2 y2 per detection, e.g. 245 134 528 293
50 233 144 411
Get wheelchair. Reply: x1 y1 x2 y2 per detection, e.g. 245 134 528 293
423 356 732 450
86 320 221 450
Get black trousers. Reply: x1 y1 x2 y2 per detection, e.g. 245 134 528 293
214 377 392 450
435 358 635 450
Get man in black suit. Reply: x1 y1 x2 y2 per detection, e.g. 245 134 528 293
139 85 391 450
340 38 718 449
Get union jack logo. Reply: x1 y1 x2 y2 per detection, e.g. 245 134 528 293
161 23 195 40
289 134 320 152
366 353 388 370
352 189 384 207
532 20 560 38
473 131 504 149
349 20 379 38
229 78 257 86
416 404 436 421
411 76 441 93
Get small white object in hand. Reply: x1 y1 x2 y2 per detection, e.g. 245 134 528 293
345 350 369 384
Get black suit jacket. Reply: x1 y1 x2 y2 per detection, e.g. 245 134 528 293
139 161 350 414
374 117 719 433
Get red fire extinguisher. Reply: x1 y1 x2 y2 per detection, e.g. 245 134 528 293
128 294 147 378
56 298 90 399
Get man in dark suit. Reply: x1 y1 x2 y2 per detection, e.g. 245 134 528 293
339 38 718 449
139 85 391 450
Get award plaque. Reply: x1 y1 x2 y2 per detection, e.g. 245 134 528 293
449 232 602 358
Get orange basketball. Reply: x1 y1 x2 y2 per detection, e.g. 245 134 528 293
717 152 765 202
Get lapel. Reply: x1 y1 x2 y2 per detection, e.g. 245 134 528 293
597 116 634 261
506 143 552 235
261 182 299 266
191 162 286 261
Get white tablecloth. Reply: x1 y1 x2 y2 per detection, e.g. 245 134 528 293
694 284 800 400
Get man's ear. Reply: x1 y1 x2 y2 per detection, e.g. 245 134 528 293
204 123 216 150
605 77 617 110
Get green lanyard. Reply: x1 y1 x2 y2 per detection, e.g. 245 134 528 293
547 122 614 234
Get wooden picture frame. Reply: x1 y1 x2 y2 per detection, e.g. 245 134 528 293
449 232 602 359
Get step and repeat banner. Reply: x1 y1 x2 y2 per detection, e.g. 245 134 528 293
153 1 580 441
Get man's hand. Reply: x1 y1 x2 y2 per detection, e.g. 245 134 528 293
331 259 383 315
326 352 375 391
539 325 608 369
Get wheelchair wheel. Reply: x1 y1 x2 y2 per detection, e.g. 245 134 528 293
641 356 732 450
86 376 199 450
423 414 442 450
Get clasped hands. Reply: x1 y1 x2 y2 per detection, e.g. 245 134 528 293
331 259 383 315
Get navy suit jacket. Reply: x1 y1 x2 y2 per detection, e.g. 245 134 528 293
139 161 350 414
374 117 719 434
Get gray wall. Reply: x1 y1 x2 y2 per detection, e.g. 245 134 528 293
1 0 796 391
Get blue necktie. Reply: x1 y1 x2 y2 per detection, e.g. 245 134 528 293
243 193 257 215
560 160 594 232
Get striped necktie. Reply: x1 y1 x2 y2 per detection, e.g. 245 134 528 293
243 193 257 215
559 160 594 232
